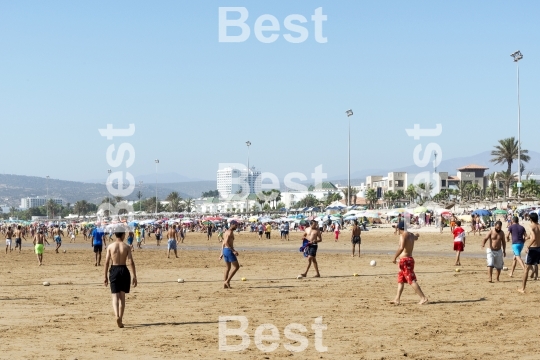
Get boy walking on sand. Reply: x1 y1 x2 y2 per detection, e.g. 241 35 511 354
104 228 137 328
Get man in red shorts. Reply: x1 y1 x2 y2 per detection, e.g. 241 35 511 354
453 220 466 266
390 221 428 305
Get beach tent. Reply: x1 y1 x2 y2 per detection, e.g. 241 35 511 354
472 209 491 216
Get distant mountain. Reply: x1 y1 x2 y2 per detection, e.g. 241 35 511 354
0 174 217 207
332 151 540 182
84 172 204 184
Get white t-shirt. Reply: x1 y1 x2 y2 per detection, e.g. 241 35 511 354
334 223 340 231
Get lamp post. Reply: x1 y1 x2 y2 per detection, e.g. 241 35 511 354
345 110 353 207
155 159 159 215
46 175 50 219
107 169 112 218
246 141 251 213
139 181 143 212
511 50 523 199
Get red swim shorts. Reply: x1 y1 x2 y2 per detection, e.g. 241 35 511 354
454 242 464 252
398 257 417 284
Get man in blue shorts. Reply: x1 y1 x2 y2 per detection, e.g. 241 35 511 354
507 216 526 277
519 213 540 293
167 224 179 259
91 225 106 266
219 220 240 289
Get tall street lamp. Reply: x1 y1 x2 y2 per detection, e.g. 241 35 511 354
155 159 159 215
46 175 50 219
107 169 112 218
345 109 354 207
511 50 523 198
139 181 143 212
246 141 251 213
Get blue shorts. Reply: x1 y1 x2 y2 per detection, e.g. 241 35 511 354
512 243 524 256
55 236 61 244
167 239 177 250
223 248 237 263
127 237 133 245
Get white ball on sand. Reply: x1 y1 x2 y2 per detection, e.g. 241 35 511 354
43 282 50 286
353 273 358 277
241 277 246 281
370 260 377 266
503 267 508 271
455 268 460 272
63 250 66 253
297 275 303 279
177 278 184 283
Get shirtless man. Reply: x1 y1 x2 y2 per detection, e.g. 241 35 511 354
33 228 50 266
167 224 179 259
300 220 322 278
481 221 506 283
104 228 137 328
518 212 540 293
5 226 14 253
155 226 162 246
351 220 362 257
219 220 240 289
14 225 26 253
52 225 63 253
390 221 428 305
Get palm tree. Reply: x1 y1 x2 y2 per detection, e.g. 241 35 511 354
101 197 116 206
496 171 516 198
490 137 530 174
383 190 395 208
166 191 183 212
487 173 497 201
270 189 282 209
523 179 540 197
184 198 194 212
416 182 433 201
405 185 417 203
365 188 378 209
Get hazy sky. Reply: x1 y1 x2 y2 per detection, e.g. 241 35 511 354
1 1 539 185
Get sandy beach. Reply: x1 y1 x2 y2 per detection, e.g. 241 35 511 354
1 226 539 359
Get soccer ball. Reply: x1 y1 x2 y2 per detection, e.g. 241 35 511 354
241 277 246 281
353 273 358 277
177 278 184 283
455 268 460 272
297 275 303 279
370 260 377 266
63 250 66 253
43 282 50 286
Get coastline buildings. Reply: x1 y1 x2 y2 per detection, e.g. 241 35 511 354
217 166 261 198
20 197 63 210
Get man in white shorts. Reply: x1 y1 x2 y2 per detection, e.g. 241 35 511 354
481 221 506 282
5 226 14 253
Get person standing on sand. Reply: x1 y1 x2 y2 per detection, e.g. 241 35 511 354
481 221 506 283
300 220 322 278
167 224 179 259
14 225 26 253
5 226 14 253
91 225 106 266
351 220 362 257
104 229 137 328
52 225 63 253
33 229 50 266
220 220 240 289
334 222 340 241
390 221 428 305
452 220 466 266
518 212 540 293
507 216 526 278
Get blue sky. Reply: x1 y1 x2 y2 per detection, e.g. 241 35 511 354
1 1 539 184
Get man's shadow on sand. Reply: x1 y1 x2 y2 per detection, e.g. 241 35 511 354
428 297 486 305
124 321 217 328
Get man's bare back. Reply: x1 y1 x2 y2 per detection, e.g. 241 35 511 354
107 241 131 265
526 222 540 247
398 231 419 259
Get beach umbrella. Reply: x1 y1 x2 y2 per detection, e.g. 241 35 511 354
413 206 428 214
296 219 308 225
472 209 491 216
344 216 357 221
493 209 507 215
387 210 400 217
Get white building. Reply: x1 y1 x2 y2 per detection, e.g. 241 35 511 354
20 197 63 209
217 166 261 199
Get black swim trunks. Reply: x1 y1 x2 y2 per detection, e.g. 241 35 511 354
93 244 102 253
351 236 361 245
15 238 22 246
109 265 131 294
526 247 540 265
307 244 318 257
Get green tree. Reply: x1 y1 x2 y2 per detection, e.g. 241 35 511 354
365 188 378 209
405 185 417 203
202 190 219 197
496 171 515 198
296 194 318 208
490 137 530 175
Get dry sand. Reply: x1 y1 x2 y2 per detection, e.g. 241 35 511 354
1 227 539 359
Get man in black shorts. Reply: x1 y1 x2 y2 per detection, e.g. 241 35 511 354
300 220 322 278
104 227 137 328
351 220 362 257
519 212 540 293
